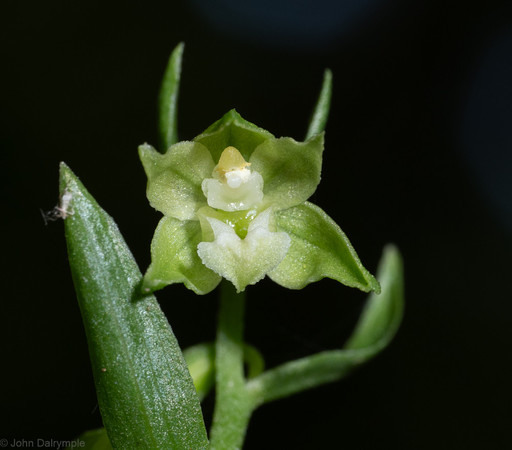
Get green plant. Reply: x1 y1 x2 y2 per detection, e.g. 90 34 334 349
62 43 404 449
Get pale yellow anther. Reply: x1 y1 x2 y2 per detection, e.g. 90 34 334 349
214 146 251 181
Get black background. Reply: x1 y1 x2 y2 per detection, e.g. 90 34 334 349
2 0 512 448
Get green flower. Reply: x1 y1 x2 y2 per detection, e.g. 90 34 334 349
140 110 379 294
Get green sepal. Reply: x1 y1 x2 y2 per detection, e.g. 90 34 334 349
60 163 209 449
269 201 380 293
139 141 214 220
142 216 221 295
250 134 324 211
159 42 184 150
194 109 274 163
68 428 112 450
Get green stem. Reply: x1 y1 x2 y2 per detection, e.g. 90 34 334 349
209 281 256 450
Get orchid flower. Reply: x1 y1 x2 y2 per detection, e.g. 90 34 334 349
140 110 379 294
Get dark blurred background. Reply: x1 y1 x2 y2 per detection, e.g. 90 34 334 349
2 0 511 448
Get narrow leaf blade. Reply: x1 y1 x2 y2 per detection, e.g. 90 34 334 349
60 163 208 449
305 69 332 140
248 245 404 405
344 244 404 352
159 42 184 150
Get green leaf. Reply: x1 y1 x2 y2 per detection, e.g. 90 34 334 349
159 42 184 150
60 163 208 449
305 69 332 140
269 201 380 293
139 142 214 220
70 428 112 450
247 245 404 405
194 109 274 163
250 134 324 211
344 244 404 351
142 216 221 295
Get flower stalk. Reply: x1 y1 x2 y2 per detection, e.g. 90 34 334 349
209 281 256 450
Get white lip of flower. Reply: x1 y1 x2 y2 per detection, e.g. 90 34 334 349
201 146 264 212
197 208 291 291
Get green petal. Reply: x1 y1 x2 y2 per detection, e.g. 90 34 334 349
269 202 380 293
250 134 324 210
139 142 214 220
194 109 274 163
143 216 221 295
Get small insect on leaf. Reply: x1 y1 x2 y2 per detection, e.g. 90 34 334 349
58 191 73 218
41 190 74 224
